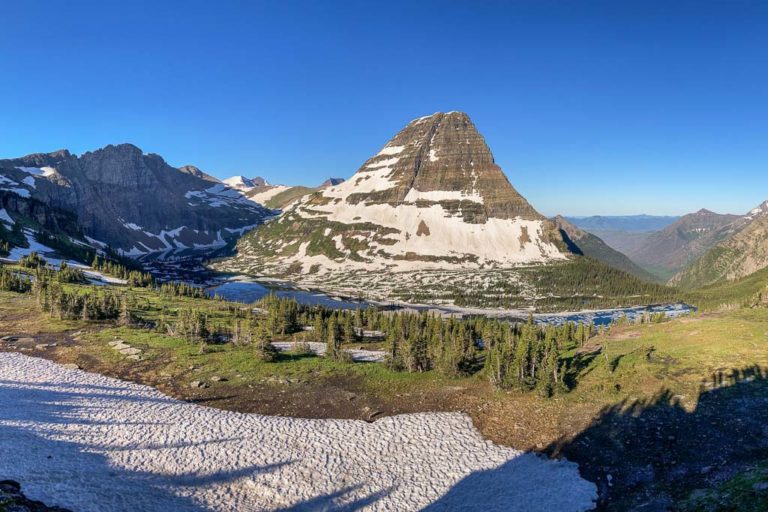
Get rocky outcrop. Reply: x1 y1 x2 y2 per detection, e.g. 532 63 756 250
0 480 72 512
0 144 272 255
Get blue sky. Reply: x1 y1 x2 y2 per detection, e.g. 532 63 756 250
1 0 766 216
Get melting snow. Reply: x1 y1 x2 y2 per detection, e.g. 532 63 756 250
0 353 596 512
5 230 59 261
0 208 13 225
1 187 30 198
404 188 484 204
366 156 400 169
377 145 405 156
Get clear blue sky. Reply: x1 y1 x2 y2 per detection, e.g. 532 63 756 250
1 0 766 216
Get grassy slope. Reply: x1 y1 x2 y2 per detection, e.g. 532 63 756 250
673 245 743 290
2 279 768 509
685 264 768 311
264 186 317 209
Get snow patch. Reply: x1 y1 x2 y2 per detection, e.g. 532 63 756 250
0 352 597 512
0 208 14 225
245 185 291 205
404 188 484 204
377 145 405 156
1 187 30 198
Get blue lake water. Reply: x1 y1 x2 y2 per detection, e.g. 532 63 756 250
207 279 695 325
207 280 369 309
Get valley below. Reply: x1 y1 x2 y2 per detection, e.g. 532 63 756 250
0 258 765 511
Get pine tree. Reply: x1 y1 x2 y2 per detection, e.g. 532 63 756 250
254 321 278 362
325 314 346 361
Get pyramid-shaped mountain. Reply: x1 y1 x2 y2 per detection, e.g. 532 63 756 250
227 112 574 276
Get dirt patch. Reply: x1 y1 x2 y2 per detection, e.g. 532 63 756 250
518 226 531 245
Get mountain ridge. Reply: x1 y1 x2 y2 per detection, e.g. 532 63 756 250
0 144 271 257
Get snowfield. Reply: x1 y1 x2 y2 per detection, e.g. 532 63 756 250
0 353 596 512
272 341 386 362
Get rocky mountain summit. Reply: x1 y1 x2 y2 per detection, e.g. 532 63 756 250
0 144 271 256
223 175 270 191
225 111 571 278
319 177 345 188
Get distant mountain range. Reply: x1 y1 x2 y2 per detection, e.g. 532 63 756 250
565 215 680 233
572 205 768 288
672 202 768 288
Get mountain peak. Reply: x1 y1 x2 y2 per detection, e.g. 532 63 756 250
328 110 540 221
746 200 768 220
319 177 345 188
223 176 270 190
228 112 567 275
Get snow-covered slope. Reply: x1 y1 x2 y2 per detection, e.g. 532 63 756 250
0 352 596 511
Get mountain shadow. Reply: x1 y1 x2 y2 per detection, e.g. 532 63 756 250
545 365 768 510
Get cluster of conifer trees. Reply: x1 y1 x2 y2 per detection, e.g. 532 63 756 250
158 282 209 299
91 255 154 287
18 252 47 269
0 267 32 293
31 276 130 322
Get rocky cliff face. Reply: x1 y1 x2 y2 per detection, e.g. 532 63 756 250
0 144 271 255
673 202 768 288
225 112 570 277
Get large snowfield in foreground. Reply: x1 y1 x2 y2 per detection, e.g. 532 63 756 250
0 353 596 511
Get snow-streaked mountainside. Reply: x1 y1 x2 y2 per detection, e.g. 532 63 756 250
673 200 768 288
224 112 573 277
0 145 273 257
